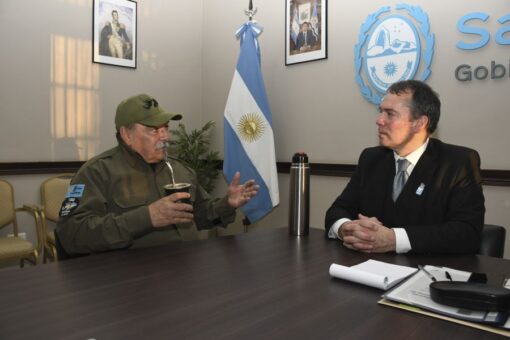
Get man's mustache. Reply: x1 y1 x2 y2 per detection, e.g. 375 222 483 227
156 141 169 150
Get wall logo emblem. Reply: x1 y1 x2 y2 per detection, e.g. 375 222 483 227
355 4 435 105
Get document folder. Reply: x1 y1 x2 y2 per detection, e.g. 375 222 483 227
380 265 510 335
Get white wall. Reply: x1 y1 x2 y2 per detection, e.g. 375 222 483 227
0 0 204 161
202 0 510 168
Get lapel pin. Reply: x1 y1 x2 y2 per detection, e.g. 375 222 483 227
416 183 425 196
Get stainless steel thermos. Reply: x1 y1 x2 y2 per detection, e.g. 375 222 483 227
289 152 310 236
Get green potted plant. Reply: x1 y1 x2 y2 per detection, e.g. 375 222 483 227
169 121 221 193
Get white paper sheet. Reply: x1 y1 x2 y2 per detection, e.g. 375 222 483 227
329 260 417 290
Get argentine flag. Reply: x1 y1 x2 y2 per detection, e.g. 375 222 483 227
310 1 320 40
291 5 300 46
223 21 279 223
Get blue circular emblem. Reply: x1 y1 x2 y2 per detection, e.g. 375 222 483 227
365 15 421 93
354 4 434 105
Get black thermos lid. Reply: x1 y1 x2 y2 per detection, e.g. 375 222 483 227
292 152 308 163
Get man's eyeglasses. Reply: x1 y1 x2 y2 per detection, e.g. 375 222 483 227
143 98 159 109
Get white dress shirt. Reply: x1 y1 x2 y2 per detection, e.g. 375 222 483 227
328 139 430 253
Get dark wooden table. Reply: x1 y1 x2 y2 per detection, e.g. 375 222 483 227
1 228 508 339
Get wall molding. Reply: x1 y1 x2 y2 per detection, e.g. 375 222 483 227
1 161 509 186
0 162 85 175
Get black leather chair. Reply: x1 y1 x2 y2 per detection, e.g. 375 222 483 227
479 224 506 258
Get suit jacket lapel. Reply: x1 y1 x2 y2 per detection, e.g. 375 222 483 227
367 150 395 216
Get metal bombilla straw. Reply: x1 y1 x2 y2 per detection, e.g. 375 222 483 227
163 142 176 185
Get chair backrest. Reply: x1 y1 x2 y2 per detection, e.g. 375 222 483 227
479 224 506 258
40 174 74 222
0 179 15 229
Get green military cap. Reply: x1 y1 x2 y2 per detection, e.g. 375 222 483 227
115 94 182 130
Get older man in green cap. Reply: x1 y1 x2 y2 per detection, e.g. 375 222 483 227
56 94 259 257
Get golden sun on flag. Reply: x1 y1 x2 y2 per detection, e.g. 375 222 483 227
237 113 265 143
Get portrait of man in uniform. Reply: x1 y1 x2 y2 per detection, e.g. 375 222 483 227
99 9 132 59
93 0 137 68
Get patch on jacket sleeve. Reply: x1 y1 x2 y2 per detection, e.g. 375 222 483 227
66 184 85 198
59 198 80 217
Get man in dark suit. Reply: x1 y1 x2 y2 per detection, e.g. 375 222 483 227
325 80 485 254
296 22 317 52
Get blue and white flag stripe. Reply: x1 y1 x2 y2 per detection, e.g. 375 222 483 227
224 22 279 223
311 1 319 40
291 6 300 45
224 71 278 199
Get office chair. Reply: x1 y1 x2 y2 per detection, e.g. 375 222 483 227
479 224 506 258
0 179 40 267
38 173 74 262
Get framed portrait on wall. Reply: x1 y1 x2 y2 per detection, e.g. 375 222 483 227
285 0 327 65
93 0 137 68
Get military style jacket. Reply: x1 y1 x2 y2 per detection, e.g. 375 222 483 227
56 138 236 255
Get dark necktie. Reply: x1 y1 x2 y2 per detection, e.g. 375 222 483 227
393 159 410 202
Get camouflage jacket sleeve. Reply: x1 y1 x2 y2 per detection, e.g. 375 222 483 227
192 183 237 230
56 161 153 255
171 159 236 230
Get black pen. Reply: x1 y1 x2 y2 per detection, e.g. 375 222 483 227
418 265 437 282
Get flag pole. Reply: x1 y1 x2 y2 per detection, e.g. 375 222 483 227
244 0 257 21
241 0 256 230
